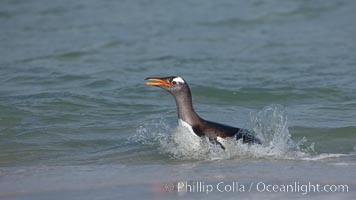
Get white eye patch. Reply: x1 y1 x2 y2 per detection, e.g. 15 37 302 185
172 77 185 84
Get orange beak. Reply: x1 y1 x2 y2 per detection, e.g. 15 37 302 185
145 78 170 87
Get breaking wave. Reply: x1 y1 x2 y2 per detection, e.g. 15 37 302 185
129 104 351 161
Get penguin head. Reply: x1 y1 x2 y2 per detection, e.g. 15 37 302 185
145 76 189 96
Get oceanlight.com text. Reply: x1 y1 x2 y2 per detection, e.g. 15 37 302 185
170 181 349 195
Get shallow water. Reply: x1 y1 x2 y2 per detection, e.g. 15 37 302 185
1 0 356 199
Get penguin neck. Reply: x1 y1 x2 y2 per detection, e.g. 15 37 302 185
173 87 201 126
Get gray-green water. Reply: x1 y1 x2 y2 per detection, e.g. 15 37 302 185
1 0 356 199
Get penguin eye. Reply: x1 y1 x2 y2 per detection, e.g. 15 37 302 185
172 81 177 85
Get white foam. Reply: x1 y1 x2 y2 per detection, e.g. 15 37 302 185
301 153 349 161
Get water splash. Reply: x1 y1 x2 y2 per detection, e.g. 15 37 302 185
199 104 312 160
162 124 228 160
130 105 349 161
246 104 310 159
127 118 171 146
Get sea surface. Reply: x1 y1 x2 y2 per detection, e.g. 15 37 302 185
1 0 356 199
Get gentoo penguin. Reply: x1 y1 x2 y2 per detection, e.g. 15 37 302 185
145 76 261 149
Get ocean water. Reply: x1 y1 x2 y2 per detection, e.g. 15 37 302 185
1 0 356 199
